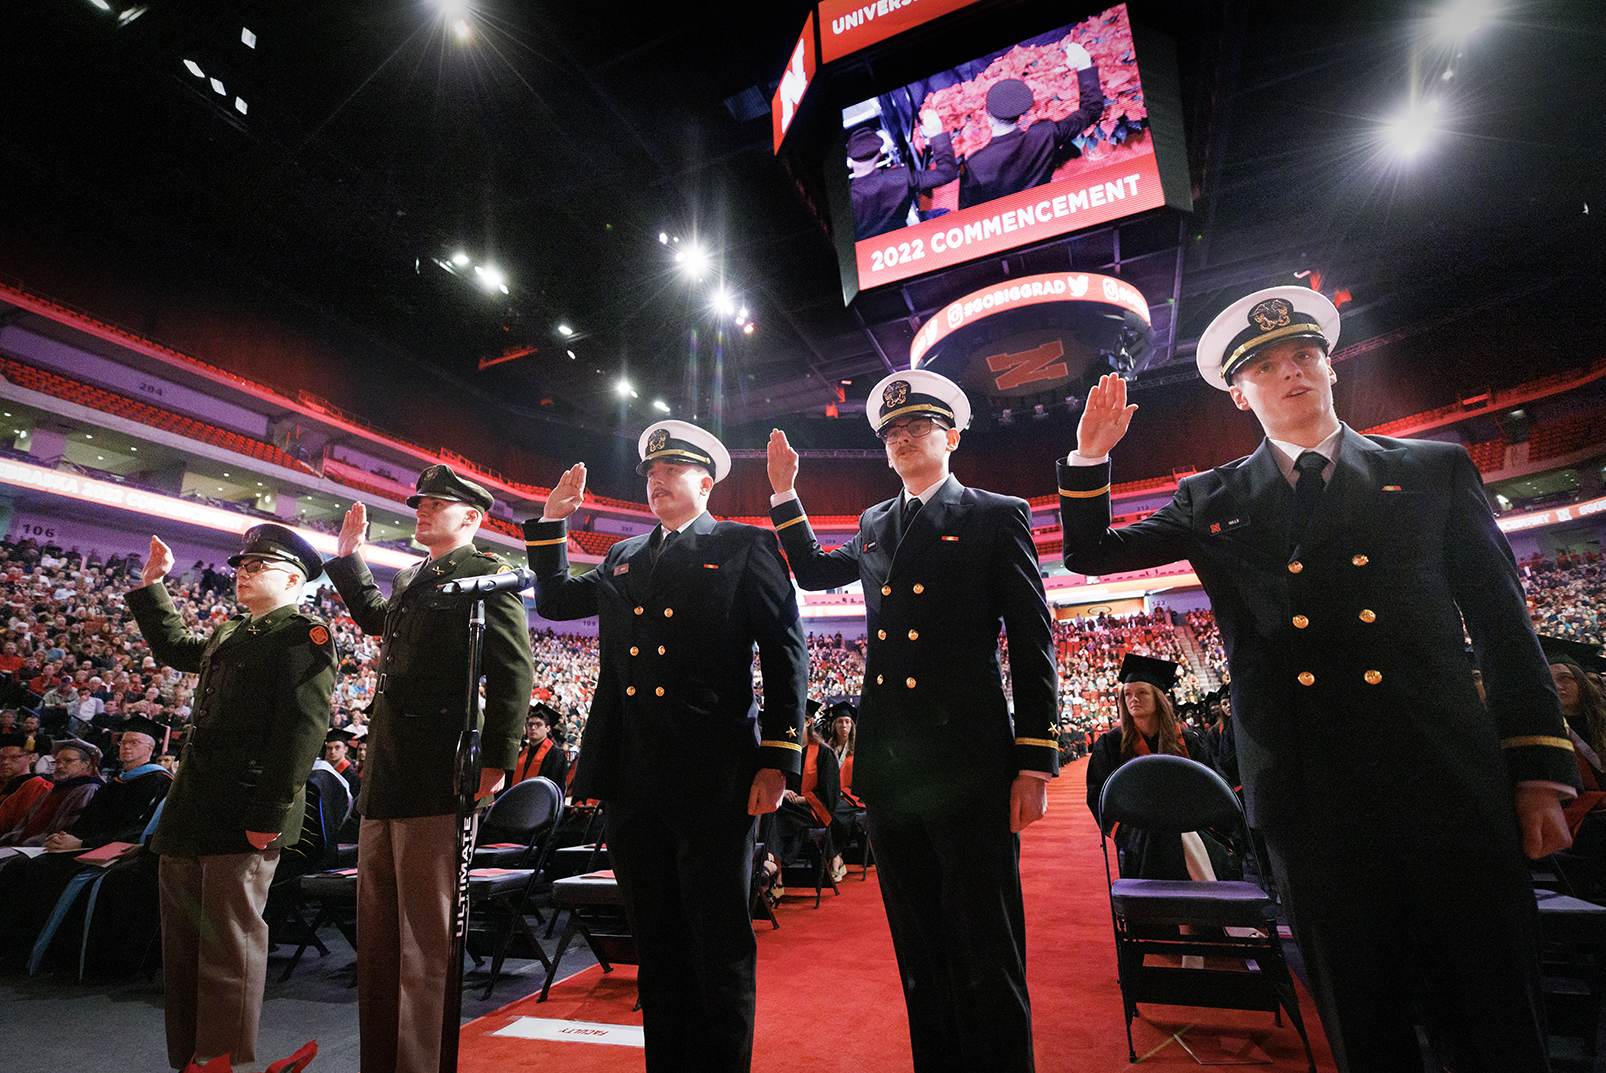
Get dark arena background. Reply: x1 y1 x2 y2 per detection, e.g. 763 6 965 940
0 1 1603 1071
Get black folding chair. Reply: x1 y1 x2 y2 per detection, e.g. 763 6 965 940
1097 753 1315 1072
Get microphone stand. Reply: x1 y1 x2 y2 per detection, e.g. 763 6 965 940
439 594 485 1073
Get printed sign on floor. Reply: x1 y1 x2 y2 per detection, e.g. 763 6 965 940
490 1017 645 1048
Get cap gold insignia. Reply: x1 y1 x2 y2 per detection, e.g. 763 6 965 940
883 380 909 410
1250 298 1292 332
647 428 669 453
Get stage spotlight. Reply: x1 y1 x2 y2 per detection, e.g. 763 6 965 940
659 233 669 244
743 323 754 335
557 323 574 337
712 288 737 317
451 251 470 267
616 378 637 399
453 18 471 40
653 399 671 413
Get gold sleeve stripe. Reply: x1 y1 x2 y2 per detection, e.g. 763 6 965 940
774 515 808 531
1059 485 1110 499
526 537 567 547
760 739 804 753
1015 737 1059 749
1500 735 1575 752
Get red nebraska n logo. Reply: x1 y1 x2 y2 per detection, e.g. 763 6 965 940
986 340 1068 391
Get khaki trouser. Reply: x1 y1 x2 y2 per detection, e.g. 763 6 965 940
357 813 461 1073
159 849 280 1070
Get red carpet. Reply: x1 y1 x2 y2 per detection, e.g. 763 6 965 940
459 760 1337 1071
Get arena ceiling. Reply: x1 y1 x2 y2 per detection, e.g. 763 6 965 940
1 0 1602 451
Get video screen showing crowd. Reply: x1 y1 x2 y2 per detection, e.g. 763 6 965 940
2 284 1606 1073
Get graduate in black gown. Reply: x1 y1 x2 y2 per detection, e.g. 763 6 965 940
1084 654 1232 881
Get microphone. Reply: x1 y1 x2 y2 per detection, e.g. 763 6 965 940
434 567 537 598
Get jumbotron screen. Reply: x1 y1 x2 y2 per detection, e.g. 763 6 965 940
834 3 1166 291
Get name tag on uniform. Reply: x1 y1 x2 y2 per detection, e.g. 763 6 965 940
613 564 630 576
1208 517 1248 534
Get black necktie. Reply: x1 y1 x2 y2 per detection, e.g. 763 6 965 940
1291 451 1328 539
651 527 676 565
899 496 922 543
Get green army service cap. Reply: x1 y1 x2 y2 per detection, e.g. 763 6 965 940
407 464 495 513
228 523 324 581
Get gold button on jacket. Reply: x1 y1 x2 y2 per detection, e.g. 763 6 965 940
1292 615 1309 629
1359 609 1377 623
1298 672 1315 686
1364 670 1383 685
1288 561 1303 574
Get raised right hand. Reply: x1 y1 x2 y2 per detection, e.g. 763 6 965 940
141 535 174 587
337 502 368 558
767 430 799 494
544 463 587 521
1075 373 1138 458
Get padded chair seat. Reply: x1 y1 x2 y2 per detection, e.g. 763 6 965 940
470 845 528 868
551 873 625 909
468 869 535 897
298 871 358 899
1111 878 1278 928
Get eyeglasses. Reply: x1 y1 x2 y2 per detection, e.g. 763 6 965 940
877 416 942 444
233 559 290 578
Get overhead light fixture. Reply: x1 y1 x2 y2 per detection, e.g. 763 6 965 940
118 5 147 26
453 18 471 40
234 97 248 115
557 324 574 337
473 264 505 292
183 59 204 78
210 77 226 96
566 350 577 359
743 323 754 335
712 288 737 317
1432 0 1495 42
451 250 470 267
680 244 710 279
1382 97 1440 158
659 233 669 244
88 0 110 10
615 378 635 398
241 27 257 48
652 399 670 412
